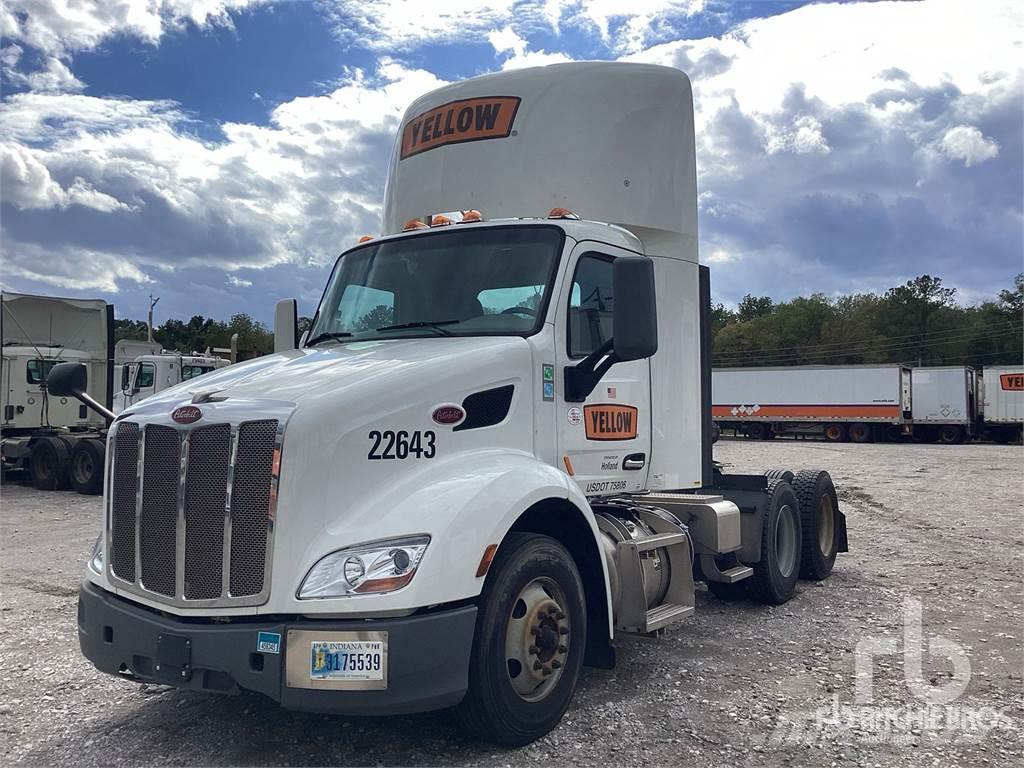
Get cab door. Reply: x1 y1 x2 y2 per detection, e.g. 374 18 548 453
555 242 651 496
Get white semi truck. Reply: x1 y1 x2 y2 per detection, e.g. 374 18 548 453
60 63 848 746
1 292 114 493
113 352 231 414
713 364 913 442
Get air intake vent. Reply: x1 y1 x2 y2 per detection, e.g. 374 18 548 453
454 385 514 432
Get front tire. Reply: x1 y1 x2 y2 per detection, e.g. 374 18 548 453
455 533 586 746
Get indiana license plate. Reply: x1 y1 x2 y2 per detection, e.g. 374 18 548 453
285 629 388 690
310 640 385 682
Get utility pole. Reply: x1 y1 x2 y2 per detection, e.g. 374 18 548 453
147 294 160 342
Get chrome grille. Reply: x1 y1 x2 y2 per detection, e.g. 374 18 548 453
107 414 281 607
109 422 139 582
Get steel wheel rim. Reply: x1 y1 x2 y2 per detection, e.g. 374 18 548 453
775 503 798 578
504 577 570 702
818 494 835 556
73 451 93 484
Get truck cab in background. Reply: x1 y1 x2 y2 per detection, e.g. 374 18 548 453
69 62 849 746
113 353 230 414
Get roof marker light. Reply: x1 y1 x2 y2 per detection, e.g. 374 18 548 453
402 218 428 231
357 235 374 243
548 207 579 220
459 209 483 223
430 214 454 227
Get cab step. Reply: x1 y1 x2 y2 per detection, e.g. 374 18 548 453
699 553 754 583
644 603 695 633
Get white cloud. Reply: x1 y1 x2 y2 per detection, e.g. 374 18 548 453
940 125 1000 167
2 0 269 92
488 25 573 70
227 275 253 288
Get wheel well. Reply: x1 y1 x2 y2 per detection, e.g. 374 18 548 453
507 498 615 669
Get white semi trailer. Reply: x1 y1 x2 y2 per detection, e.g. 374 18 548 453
59 63 848 746
713 364 912 442
1 292 114 493
980 365 1024 443
909 365 977 443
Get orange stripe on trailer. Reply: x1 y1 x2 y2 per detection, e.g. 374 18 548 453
712 404 902 419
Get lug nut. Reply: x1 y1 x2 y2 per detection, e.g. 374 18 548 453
551 660 562 669
533 661 543 670
529 645 539 654
558 626 569 635
558 644 568 653
555 611 566 620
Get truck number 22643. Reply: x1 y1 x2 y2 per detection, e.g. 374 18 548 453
367 430 436 460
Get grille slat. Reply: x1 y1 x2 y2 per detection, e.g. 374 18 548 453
109 423 139 581
183 424 231 599
229 420 277 597
139 425 180 596
108 416 279 606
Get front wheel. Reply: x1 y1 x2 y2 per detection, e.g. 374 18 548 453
454 533 586 746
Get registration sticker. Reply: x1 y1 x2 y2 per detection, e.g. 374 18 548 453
257 631 281 654
311 640 385 682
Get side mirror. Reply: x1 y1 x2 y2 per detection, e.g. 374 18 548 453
46 362 115 424
274 298 299 353
563 257 659 403
612 257 658 361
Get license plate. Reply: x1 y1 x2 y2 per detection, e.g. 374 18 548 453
285 630 388 690
310 640 385 681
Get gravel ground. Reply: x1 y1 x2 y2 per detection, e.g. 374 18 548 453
2 440 1022 766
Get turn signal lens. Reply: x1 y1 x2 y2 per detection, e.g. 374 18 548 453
459 209 483 223
357 235 374 243
548 207 579 220
430 214 453 227
402 218 428 231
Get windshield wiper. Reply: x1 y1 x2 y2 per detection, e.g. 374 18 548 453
305 331 354 346
375 320 460 336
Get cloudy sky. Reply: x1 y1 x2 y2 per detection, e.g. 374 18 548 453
1 0 1021 325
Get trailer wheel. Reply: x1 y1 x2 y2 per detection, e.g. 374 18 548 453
745 422 768 440
69 439 105 495
454 533 586 746
848 423 872 443
937 425 964 444
793 470 839 580
30 437 70 491
749 480 801 605
823 424 846 442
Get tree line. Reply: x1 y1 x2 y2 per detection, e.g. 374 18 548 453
711 274 1023 368
115 273 1022 368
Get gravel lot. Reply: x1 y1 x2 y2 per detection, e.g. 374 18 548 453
2 440 1022 766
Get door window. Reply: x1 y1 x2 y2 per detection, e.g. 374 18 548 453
567 253 614 358
26 359 59 385
135 362 155 389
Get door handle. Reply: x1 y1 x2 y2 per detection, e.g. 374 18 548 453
623 453 646 470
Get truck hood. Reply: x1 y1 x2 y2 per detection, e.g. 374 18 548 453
124 336 528 411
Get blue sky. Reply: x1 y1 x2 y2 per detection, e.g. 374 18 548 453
1 0 1021 326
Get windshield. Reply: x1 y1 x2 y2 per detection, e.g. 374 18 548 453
307 225 563 344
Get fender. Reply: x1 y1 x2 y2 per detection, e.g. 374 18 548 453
272 449 615 634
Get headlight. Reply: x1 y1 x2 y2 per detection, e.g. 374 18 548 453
298 535 430 599
88 534 103 574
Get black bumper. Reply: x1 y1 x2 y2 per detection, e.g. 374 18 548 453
78 580 476 715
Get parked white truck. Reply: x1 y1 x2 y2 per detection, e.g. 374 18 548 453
713 364 912 442
1 292 114 493
113 352 230 414
59 63 848 745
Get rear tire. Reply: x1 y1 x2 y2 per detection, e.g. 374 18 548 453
749 480 801 605
937 425 964 444
745 422 768 440
793 470 840 580
823 424 846 442
69 439 105 495
848 423 872 443
454 533 586 746
30 437 70 491
765 469 794 483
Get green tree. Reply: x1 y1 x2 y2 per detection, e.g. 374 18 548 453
737 294 773 322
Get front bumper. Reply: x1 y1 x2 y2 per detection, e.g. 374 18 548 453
78 580 476 715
